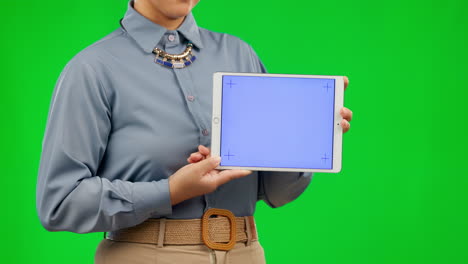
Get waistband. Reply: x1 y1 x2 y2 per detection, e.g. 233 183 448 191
106 208 257 251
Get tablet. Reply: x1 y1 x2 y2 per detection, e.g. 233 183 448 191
211 72 344 173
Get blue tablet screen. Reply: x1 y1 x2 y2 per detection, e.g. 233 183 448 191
220 75 336 169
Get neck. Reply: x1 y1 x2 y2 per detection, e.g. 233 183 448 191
134 1 185 30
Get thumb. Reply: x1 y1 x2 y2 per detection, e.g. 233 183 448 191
193 156 221 175
215 169 252 186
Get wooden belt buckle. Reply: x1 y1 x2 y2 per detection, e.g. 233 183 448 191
202 208 237 251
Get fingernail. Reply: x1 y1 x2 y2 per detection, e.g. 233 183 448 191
212 156 221 163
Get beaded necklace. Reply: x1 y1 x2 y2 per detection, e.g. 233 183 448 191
152 42 196 69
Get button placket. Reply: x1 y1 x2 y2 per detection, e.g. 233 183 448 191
171 67 210 143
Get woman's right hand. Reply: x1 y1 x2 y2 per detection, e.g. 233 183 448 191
168 155 252 206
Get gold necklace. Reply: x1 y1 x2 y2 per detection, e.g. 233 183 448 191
152 42 196 69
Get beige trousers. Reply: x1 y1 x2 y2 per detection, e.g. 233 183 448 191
94 239 266 264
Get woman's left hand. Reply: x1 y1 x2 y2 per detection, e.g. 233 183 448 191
188 77 353 163
340 76 353 133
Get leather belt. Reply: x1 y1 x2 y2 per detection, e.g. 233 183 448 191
106 208 257 251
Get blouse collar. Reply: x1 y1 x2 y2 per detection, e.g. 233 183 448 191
120 0 204 53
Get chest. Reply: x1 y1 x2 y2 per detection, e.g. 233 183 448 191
98 45 247 177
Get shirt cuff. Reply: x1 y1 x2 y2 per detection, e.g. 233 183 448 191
132 179 172 218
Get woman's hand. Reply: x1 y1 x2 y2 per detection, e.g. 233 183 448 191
169 154 251 206
341 76 353 133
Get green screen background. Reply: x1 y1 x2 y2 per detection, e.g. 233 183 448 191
2 0 467 263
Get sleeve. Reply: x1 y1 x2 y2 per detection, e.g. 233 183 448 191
36 57 172 234
245 43 313 208
257 171 312 208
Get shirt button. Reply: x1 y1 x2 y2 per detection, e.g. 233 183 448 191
168 34 175 42
202 129 209 136
187 95 195 101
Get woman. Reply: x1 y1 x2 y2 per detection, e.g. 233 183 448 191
36 0 353 263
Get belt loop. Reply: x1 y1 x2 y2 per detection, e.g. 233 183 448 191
157 218 166 248
244 216 252 246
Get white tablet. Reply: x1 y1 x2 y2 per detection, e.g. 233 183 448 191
211 72 344 173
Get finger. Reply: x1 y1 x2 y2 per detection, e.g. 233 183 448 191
187 156 202 164
341 119 350 133
193 156 221 175
215 169 252 186
344 76 349 91
191 152 204 160
198 145 211 156
187 152 204 163
340 107 353 122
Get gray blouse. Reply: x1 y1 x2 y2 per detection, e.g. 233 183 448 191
36 1 312 234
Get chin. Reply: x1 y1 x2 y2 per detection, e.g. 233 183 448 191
160 0 199 19
165 6 193 18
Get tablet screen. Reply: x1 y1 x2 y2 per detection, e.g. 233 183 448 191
220 75 336 169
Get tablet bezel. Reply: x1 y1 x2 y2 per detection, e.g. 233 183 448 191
211 72 344 173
